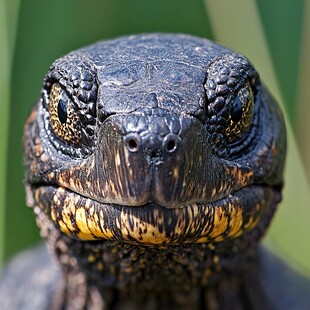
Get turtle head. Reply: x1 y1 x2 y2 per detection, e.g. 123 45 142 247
24 34 286 248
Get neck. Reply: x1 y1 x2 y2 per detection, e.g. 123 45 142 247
37 206 266 309
62 240 263 309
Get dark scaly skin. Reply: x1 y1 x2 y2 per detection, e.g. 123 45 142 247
0 34 295 309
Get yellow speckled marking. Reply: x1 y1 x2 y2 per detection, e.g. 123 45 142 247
115 152 121 167
213 255 220 264
209 207 228 238
51 209 57 222
196 237 210 243
244 214 260 231
173 167 179 178
88 255 96 263
58 219 71 236
119 210 167 244
76 208 96 240
37 184 266 245
227 206 243 238
53 199 261 244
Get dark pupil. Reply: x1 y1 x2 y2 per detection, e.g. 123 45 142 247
58 99 67 124
231 96 243 123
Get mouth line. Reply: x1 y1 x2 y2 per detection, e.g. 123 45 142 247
33 183 273 245
32 180 256 209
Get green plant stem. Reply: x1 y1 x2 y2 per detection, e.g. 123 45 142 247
296 0 310 180
0 0 21 265
0 0 10 265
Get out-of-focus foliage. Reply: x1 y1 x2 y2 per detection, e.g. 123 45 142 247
1 0 309 276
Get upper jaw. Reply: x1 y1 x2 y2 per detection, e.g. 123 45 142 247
54 113 254 209
25 102 282 211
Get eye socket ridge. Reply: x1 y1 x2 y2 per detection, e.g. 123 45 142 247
204 79 256 158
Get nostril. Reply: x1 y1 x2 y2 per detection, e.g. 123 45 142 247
128 139 138 149
164 134 180 153
166 140 176 152
124 133 141 152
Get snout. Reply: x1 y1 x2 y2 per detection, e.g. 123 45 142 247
95 111 198 207
56 109 252 208
119 112 183 164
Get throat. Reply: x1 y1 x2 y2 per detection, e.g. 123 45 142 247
53 236 259 309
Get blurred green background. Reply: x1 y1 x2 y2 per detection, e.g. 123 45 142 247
1 0 310 276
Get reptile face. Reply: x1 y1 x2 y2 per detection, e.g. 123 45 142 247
24 34 286 246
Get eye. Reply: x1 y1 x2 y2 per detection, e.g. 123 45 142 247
225 81 254 143
49 83 81 144
57 99 67 124
204 54 258 157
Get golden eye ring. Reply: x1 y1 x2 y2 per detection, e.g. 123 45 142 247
225 81 254 143
49 83 81 144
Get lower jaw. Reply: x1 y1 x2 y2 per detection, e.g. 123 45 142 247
32 184 278 245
